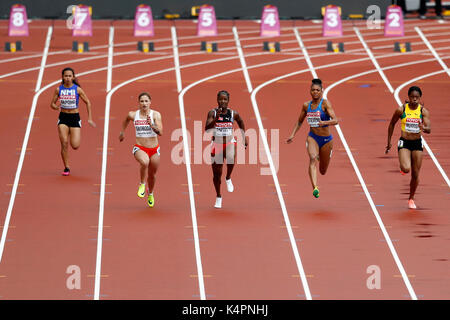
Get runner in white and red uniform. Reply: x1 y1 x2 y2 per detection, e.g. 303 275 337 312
119 92 163 207
205 90 248 208
50 67 96 176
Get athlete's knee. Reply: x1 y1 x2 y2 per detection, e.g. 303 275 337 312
319 167 327 175
60 140 69 150
71 144 80 150
309 155 319 164
140 158 150 167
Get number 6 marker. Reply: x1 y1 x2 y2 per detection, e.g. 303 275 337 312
384 5 404 37
134 5 154 37
8 4 29 36
260 5 280 37
322 5 343 37
197 5 217 36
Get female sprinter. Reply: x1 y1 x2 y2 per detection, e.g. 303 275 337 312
205 90 248 208
119 92 162 208
50 67 96 176
385 86 431 209
286 78 338 198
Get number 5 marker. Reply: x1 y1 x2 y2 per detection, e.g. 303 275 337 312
322 5 343 37
384 5 404 37
260 5 280 37
8 4 29 36
72 5 93 37
134 5 154 37
197 5 217 36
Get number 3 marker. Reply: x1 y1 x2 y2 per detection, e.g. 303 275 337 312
322 5 343 37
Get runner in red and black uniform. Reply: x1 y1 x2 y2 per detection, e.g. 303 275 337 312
205 90 248 208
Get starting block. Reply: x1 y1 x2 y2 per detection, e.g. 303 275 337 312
394 42 411 53
326 41 344 52
263 41 280 52
72 41 89 53
137 41 154 52
200 41 218 52
4 41 22 52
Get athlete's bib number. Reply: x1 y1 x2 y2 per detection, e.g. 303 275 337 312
405 118 420 133
307 112 321 127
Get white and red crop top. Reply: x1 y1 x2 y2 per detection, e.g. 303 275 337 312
134 110 157 138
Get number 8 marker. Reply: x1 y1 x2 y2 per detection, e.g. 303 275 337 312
8 4 29 36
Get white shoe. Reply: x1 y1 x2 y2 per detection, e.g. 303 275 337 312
214 197 222 208
226 179 234 192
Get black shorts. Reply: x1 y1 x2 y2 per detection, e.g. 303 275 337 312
398 137 423 152
58 112 81 128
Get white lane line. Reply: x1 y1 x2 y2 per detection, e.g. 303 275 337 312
94 26 114 301
354 27 394 93
171 26 206 300
415 27 450 77
232 26 253 92
394 71 450 188
235 26 312 300
34 26 53 92
293 27 317 79
0 26 53 264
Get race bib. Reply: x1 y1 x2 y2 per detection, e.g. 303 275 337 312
307 111 321 127
405 118 420 133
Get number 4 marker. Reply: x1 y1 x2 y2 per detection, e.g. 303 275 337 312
260 5 280 37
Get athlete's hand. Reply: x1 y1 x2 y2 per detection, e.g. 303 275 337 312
119 132 124 142
385 142 391 154
88 119 96 128
286 136 294 144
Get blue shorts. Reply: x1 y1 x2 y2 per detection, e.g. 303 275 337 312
308 131 333 149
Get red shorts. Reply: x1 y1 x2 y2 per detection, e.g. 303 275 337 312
132 144 160 158
211 141 236 157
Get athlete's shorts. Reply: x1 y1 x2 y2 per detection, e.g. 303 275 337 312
398 137 423 152
308 131 333 149
132 144 160 158
57 112 81 128
211 141 236 157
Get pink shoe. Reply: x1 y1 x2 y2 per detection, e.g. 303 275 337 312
408 199 416 209
400 170 406 175
62 168 70 176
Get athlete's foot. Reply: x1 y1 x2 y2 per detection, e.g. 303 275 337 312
137 183 146 198
400 170 407 176
147 194 154 207
62 167 70 176
225 179 234 192
313 187 319 198
408 199 416 209
214 197 222 208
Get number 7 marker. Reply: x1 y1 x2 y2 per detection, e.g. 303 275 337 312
260 5 280 37
384 5 404 37
72 5 93 37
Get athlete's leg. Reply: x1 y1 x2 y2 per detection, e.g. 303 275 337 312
398 148 412 173
319 139 333 175
147 152 160 194
306 136 320 189
225 143 236 180
409 150 423 200
134 149 150 184
69 127 81 150
58 124 70 169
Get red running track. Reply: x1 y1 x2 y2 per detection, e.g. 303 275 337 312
0 18 449 300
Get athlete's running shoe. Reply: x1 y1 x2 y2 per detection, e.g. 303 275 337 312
137 183 146 198
214 197 222 208
148 194 154 207
226 179 234 192
62 168 70 176
400 170 407 176
408 199 416 209
313 187 319 198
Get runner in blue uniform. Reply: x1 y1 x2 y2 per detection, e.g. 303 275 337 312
50 67 95 176
286 79 338 198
